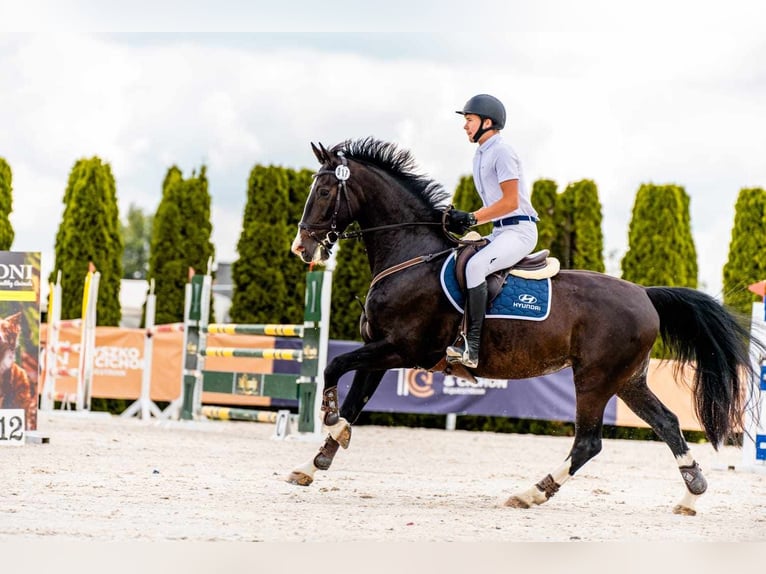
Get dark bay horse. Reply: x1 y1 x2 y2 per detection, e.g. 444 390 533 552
289 137 759 515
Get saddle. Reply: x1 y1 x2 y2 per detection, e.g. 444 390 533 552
453 233 559 307
432 234 560 383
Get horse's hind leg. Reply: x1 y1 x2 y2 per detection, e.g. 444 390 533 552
505 389 610 509
617 380 707 515
287 370 385 486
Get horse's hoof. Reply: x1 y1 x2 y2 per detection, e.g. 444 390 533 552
336 424 352 449
504 496 531 509
286 471 314 486
672 504 697 516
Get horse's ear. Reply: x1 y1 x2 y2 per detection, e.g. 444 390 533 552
319 142 333 161
311 142 326 164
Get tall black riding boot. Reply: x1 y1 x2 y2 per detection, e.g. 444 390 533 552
446 281 488 368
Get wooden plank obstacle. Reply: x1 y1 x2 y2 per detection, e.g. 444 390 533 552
180 269 330 436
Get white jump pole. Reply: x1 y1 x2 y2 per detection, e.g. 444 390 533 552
122 279 164 420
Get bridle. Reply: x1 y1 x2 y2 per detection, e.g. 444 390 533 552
298 151 355 254
298 150 482 286
299 151 453 254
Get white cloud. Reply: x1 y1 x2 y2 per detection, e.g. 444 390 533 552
2 12 765 298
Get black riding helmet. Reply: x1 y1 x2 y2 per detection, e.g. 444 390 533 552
456 94 506 142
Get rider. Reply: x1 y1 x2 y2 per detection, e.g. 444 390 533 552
445 94 539 369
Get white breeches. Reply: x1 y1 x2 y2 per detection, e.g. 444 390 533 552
465 222 539 288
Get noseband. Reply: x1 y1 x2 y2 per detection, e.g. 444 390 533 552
299 151 354 254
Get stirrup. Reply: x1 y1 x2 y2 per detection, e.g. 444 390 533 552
445 343 478 368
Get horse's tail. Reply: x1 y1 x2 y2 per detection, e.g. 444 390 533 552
645 286 761 448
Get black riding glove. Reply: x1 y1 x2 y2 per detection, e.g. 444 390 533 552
446 209 477 234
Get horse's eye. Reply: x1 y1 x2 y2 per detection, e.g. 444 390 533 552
318 187 331 198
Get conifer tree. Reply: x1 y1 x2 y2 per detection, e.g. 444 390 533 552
230 165 291 324
551 184 574 267
122 203 152 279
149 166 215 324
723 187 766 315
622 183 697 357
282 168 314 323
570 179 605 272
530 179 557 252
621 183 697 288
50 157 123 325
551 180 605 271
0 158 14 250
183 166 215 281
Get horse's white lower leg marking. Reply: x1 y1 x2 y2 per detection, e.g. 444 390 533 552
293 458 318 479
676 452 694 467
287 457 318 485
675 490 701 514
511 461 572 507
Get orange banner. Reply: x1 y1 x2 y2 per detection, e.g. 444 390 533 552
39 325 286 405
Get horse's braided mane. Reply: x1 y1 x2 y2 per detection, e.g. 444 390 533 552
331 137 451 210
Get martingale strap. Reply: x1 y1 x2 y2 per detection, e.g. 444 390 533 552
368 248 455 290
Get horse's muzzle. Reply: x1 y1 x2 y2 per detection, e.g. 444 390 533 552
291 230 328 264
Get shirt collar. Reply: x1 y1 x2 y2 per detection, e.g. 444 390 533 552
477 133 503 153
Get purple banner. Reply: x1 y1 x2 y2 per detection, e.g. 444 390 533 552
327 340 619 425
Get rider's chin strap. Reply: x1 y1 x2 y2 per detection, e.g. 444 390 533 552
472 117 494 143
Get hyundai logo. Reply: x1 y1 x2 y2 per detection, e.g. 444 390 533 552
518 294 538 304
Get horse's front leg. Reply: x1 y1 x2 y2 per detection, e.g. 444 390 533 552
286 370 385 486
287 341 401 486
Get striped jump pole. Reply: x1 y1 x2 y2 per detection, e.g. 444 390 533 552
180 263 331 437
40 268 99 412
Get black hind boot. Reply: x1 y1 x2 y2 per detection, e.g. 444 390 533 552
446 282 488 368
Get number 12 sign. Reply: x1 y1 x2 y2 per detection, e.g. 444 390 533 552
0 409 26 446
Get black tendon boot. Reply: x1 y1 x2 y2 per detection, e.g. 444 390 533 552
446 281 488 368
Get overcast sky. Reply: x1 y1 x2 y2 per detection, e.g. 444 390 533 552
2 1 765 298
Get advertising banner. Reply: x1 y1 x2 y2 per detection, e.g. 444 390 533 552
0 252 41 430
329 340 702 431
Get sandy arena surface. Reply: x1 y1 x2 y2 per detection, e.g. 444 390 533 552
2 411 765 544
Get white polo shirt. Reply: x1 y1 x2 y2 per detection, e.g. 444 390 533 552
472 134 537 220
